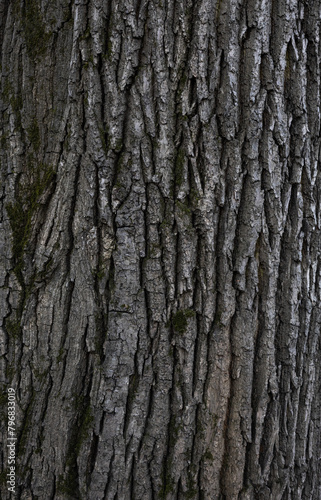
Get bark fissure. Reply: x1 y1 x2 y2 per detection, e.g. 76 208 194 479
1 0 321 498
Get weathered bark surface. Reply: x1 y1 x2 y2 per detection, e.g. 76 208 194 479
1 0 321 498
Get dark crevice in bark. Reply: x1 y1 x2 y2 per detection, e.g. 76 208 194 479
1 0 321 498
123 344 140 440
65 157 82 276
103 446 115 499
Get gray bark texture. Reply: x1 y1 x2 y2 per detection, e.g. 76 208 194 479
1 0 321 498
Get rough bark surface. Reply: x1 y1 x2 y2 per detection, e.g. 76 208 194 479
1 0 321 499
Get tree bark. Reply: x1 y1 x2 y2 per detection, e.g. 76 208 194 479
1 0 321 498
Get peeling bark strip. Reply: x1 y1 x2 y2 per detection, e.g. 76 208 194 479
0 0 321 498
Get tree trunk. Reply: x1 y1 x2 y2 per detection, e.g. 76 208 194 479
1 0 321 498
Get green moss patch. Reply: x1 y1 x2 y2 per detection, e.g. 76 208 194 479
176 199 192 216
6 160 55 285
172 309 195 335
57 398 94 498
5 317 22 338
21 0 52 60
175 148 185 187
27 118 40 152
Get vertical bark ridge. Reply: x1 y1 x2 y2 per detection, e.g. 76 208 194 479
0 0 321 499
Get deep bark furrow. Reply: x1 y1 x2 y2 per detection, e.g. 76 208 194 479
1 0 321 499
